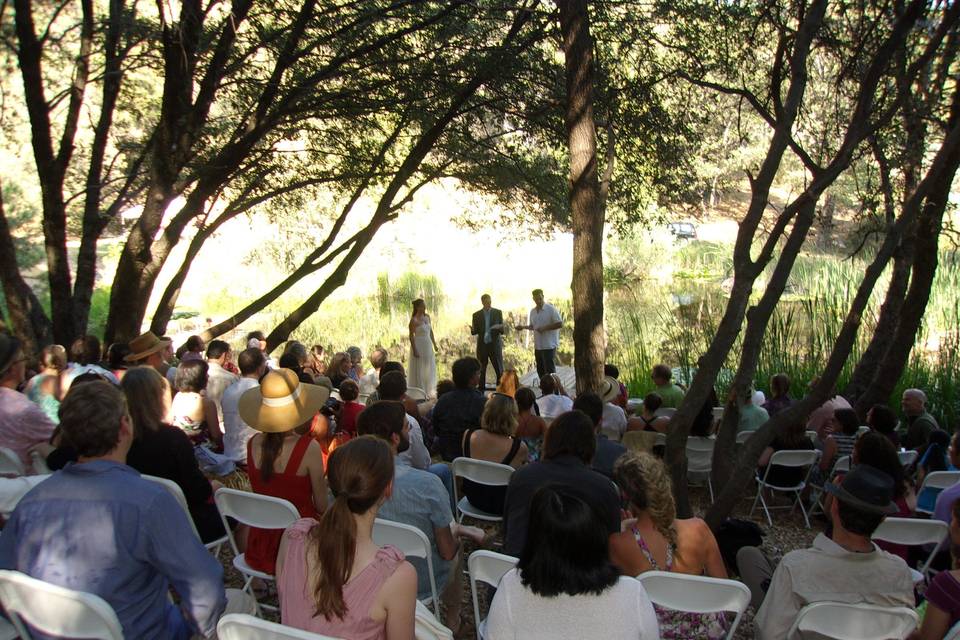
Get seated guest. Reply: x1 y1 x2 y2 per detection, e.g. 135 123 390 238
106 342 130 381
432 357 486 461
737 388 769 433
598 376 628 441
900 388 939 451
347 346 364 382
495 368 519 397
762 373 793 417
756 419 815 488
64 334 119 388
0 380 227 638
604 363 629 410
917 429 954 513
651 363 684 408
221 348 267 463
0 334 56 472
170 360 224 450
461 392 527 515
572 392 626 479
486 485 659 639
279 352 312 384
503 410 621 557
124 331 173 376
378 371 431 470
535 373 573 417
867 403 900 448
610 451 728 639
122 366 226 543
627 392 669 433
358 401 485 632
205 339 239 424
179 335 205 362
738 464 914 637
358 347 387 394
24 344 67 423
328 352 353 388
934 431 960 526
337 379 365 439
277 437 416 639
824 432 914 561
515 386 547 462
805 381 853 445
818 408 860 475
241 368 329 575
914 498 960 640
304 344 327 382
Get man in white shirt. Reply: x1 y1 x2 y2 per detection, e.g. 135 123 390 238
205 340 239 426
517 289 562 378
739 464 914 639
599 376 628 441
220 348 266 462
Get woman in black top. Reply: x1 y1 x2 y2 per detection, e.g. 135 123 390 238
121 366 226 543
460 393 528 515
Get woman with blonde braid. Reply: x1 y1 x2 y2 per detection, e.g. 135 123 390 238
276 436 416 639
610 451 728 639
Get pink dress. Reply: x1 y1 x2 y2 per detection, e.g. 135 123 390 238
278 518 405 640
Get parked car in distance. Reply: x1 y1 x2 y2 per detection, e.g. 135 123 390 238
667 221 697 240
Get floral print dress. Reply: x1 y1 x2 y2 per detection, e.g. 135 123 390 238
633 527 729 639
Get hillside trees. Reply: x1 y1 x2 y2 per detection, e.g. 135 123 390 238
0 0 557 349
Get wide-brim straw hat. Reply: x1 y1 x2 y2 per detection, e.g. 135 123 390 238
239 368 329 433
125 331 172 362
599 376 621 403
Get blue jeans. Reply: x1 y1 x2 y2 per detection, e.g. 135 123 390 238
429 462 456 512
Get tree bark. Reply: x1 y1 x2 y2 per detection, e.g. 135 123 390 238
558 0 606 396
0 189 52 355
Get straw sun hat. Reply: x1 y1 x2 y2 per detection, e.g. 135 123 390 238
599 376 621 403
238 368 330 433
125 331 172 363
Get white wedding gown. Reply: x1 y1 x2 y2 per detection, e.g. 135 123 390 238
408 316 437 397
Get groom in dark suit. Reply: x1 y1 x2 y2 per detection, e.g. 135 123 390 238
471 294 504 390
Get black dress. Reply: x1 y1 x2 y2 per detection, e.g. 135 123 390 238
461 429 521 516
126 424 226 543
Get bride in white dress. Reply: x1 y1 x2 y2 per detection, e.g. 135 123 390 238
408 298 438 397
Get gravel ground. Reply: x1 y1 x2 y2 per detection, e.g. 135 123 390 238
219 481 824 639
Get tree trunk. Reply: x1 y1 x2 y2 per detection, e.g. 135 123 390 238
558 0 605 395
0 190 52 355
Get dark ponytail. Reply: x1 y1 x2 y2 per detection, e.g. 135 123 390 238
258 432 286 482
310 436 394 619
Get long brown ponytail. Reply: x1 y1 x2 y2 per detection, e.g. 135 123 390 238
309 436 394 619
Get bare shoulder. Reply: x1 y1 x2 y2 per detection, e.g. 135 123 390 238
676 516 714 539
383 559 417 594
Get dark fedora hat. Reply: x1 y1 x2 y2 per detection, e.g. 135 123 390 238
824 463 899 515
0 333 22 377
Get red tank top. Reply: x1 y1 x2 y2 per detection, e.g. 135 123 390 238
245 433 319 574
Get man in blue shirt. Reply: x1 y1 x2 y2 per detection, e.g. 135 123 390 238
0 380 226 639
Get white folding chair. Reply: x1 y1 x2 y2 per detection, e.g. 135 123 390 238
735 430 754 445
406 386 428 401
655 407 677 419
686 436 715 502
0 448 24 477
857 426 871 437
805 430 820 446
468 550 519 640
916 471 960 515
217 612 341 639
899 450 919 467
636 571 751 640
329 389 342 401
451 457 514 523
0 569 123 640
750 449 819 528
144 474 229 556
214 488 301 612
872 517 949 581
622 430 657 453
373 518 439 615
832 455 851 475
786 601 918 639
712 407 724 422
945 618 960 640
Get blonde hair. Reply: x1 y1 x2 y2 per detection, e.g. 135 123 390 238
481 393 519 437
613 451 679 553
